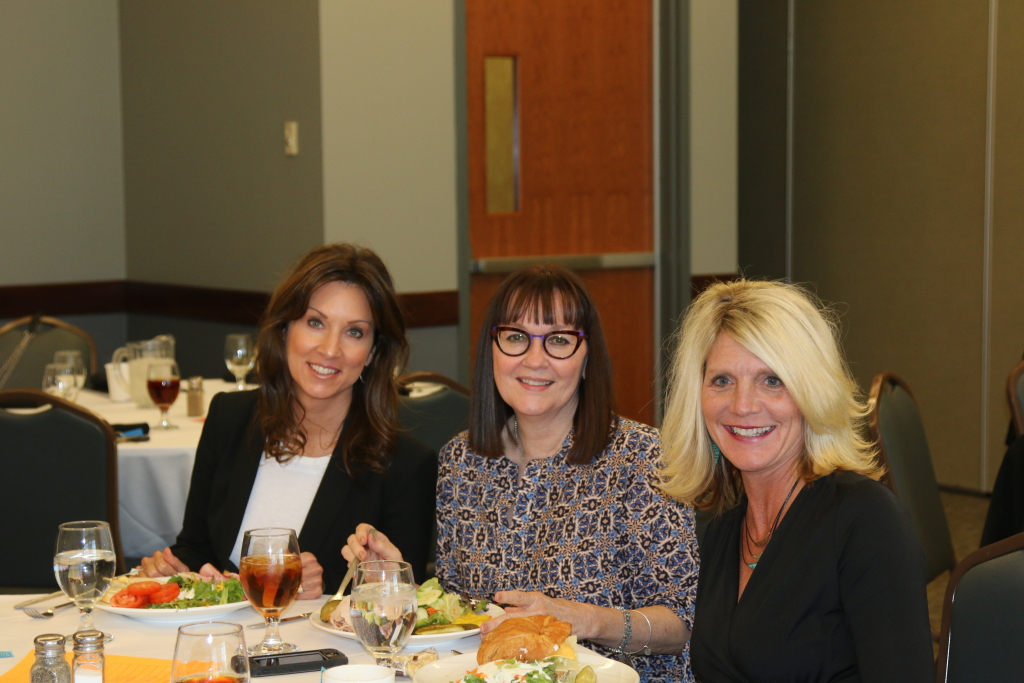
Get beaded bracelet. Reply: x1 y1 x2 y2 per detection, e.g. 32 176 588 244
608 607 653 663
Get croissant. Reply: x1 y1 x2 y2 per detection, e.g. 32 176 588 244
476 615 574 665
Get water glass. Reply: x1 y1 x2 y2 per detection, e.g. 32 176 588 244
42 363 78 402
53 521 116 634
170 622 249 683
349 561 417 666
224 334 255 391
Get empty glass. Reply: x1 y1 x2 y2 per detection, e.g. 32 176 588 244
54 350 87 394
170 622 249 683
224 334 255 391
42 363 78 402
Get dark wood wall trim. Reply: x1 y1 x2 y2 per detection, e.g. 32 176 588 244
0 277 726 327
0 281 460 329
0 281 127 317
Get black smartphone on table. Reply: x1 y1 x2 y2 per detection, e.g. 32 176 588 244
249 648 348 677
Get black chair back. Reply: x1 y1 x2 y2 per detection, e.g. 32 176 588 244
0 389 124 588
937 531 1024 683
397 372 470 455
868 372 956 583
1007 359 1024 443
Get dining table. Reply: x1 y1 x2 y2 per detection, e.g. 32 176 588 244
0 593 483 681
75 379 242 560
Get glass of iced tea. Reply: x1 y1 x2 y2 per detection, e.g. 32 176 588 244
171 622 249 683
239 527 303 655
146 359 180 430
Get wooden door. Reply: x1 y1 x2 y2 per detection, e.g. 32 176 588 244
466 0 655 424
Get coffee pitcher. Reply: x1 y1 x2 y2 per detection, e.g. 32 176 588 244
109 335 176 407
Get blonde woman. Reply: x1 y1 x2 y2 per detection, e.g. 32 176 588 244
660 280 932 683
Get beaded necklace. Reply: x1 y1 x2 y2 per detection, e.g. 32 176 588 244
742 478 800 570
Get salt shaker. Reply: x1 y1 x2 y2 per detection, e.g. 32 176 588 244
30 634 71 683
72 630 105 683
187 376 204 417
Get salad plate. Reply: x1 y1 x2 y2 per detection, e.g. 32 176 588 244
95 599 254 623
309 596 505 646
412 650 639 683
94 573 253 624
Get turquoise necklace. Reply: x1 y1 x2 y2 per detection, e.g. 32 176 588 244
743 478 800 569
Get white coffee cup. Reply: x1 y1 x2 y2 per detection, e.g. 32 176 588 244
105 362 132 402
322 665 396 683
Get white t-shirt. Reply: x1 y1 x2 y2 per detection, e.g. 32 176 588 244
228 452 332 569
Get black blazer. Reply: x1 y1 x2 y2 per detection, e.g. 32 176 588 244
171 390 437 590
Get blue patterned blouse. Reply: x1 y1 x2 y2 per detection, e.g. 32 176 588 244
435 419 698 683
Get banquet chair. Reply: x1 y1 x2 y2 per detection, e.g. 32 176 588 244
0 315 97 392
0 389 125 589
867 372 957 584
397 372 470 578
397 372 471 455
936 531 1024 683
1007 359 1024 442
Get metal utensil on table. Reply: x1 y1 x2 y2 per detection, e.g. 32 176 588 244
24 602 74 618
330 558 357 601
245 612 312 629
14 591 65 609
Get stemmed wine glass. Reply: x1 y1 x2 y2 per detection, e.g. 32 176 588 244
225 334 255 391
350 560 417 667
53 521 116 634
171 622 250 683
146 359 181 429
239 528 303 655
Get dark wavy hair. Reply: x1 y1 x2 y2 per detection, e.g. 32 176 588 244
255 243 408 475
468 264 616 465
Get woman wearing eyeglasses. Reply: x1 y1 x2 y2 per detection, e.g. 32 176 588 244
345 264 699 683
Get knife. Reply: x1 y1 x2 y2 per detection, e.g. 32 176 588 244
14 591 65 610
245 612 312 629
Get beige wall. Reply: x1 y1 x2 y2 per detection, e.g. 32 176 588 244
0 0 125 285
120 0 325 293
690 0 738 275
791 1 997 489
319 0 459 294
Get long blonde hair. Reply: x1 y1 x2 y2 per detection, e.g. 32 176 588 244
659 279 880 513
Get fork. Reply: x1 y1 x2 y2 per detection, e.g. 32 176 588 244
25 602 74 618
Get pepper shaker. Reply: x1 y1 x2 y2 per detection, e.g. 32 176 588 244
31 634 71 683
187 376 204 417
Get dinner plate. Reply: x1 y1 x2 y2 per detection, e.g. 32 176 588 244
413 650 640 683
309 597 504 646
95 600 254 623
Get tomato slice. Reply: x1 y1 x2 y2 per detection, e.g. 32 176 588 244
110 588 149 608
149 582 181 604
126 581 162 596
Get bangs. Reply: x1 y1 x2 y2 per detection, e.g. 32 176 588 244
498 280 587 330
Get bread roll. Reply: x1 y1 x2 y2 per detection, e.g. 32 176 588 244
476 615 573 665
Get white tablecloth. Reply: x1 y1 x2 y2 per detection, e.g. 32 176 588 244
76 379 243 559
0 594 482 681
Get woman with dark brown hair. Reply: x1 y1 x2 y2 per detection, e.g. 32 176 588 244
139 243 437 594
345 265 699 683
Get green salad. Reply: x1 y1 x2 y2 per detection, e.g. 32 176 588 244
147 574 246 609
414 578 490 632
